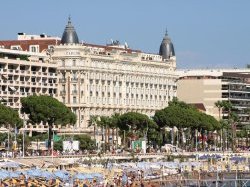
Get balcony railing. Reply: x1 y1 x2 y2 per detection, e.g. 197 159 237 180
71 78 78 83
59 78 66 83
229 88 250 93
49 73 56 76
60 90 66 95
229 95 250 100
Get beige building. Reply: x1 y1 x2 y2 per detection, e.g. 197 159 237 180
177 69 250 128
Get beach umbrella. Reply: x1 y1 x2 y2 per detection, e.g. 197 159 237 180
8 171 20 178
74 173 98 180
73 173 86 180
0 170 9 180
230 156 246 162
14 171 24 175
122 173 128 186
150 163 161 169
84 173 94 180
215 154 222 159
54 170 70 181
137 162 149 170
162 162 179 169
92 173 103 179
199 155 208 160
26 168 43 178
125 168 137 172
41 170 54 180
0 161 20 168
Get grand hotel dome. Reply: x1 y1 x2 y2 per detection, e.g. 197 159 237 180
159 30 175 60
61 17 79 44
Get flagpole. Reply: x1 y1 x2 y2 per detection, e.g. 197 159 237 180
14 124 17 143
14 124 17 158
23 115 26 158
52 129 54 163
8 124 10 157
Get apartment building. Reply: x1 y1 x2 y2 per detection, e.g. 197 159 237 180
177 69 250 129
0 34 59 134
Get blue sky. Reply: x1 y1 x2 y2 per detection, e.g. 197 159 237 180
1 0 250 69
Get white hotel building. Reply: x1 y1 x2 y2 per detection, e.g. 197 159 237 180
52 18 177 131
0 18 177 133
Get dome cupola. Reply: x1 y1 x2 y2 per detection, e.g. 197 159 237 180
159 29 175 60
61 17 79 44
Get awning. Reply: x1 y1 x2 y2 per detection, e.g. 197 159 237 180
8 86 16 91
1 74 7 79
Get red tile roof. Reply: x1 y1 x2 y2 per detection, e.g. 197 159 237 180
0 39 60 53
190 103 206 111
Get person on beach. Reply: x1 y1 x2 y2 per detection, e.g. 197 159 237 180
140 180 145 187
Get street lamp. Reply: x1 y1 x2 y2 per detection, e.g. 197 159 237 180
7 124 10 156
195 129 198 152
144 123 148 143
22 114 27 158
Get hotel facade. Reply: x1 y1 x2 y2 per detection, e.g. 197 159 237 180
0 18 177 133
53 18 177 131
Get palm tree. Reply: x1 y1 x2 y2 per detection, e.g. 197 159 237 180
243 108 250 147
215 100 223 120
221 100 233 150
98 116 112 152
110 113 120 149
229 111 239 151
221 100 233 118
219 119 229 151
88 115 99 141
215 100 224 150
242 125 250 147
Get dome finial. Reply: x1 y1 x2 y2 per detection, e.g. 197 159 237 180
159 29 175 60
61 16 79 44
68 15 71 24
165 28 168 36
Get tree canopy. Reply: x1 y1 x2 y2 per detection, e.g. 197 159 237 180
21 95 77 148
154 99 220 131
21 95 76 126
0 103 23 128
116 112 157 138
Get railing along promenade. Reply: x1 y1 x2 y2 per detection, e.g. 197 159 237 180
12 152 166 161
11 151 250 161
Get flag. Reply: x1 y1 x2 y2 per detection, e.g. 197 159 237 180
53 135 61 142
